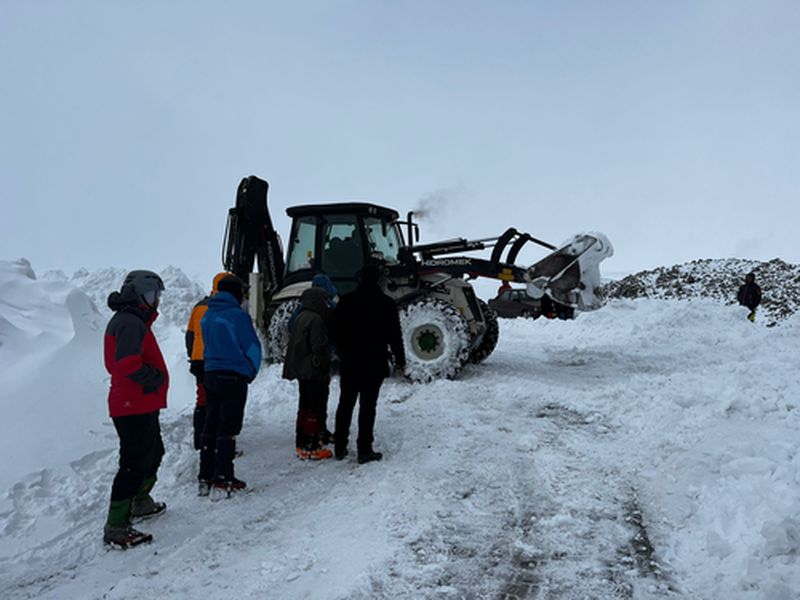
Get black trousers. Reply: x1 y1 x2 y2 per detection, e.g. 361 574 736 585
334 375 384 455
296 378 330 449
110 411 164 502
193 373 207 450
200 371 248 482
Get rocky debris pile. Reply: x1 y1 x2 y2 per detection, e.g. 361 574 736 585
602 258 800 323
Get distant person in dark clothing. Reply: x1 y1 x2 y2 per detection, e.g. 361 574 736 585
199 275 262 496
329 264 406 464
103 270 168 549
283 286 334 460
737 272 762 322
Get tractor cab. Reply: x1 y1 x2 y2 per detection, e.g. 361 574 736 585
283 203 407 294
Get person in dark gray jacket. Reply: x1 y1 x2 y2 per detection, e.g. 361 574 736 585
283 287 334 460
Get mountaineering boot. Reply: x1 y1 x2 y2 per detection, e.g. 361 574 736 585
334 446 348 461
308 446 333 460
210 477 247 499
748 310 756 322
320 429 334 446
297 444 332 460
130 477 165 520
131 476 165 520
357 450 383 464
103 524 153 549
198 479 212 497
130 494 166 520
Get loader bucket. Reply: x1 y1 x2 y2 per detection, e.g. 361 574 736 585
524 232 613 311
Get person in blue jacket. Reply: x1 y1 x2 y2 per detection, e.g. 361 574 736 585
198 275 262 496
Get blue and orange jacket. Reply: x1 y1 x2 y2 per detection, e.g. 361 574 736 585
201 291 262 381
104 294 169 417
185 271 233 366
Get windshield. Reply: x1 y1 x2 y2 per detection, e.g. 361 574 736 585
364 218 402 265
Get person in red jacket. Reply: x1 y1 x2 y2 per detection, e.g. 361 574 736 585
103 270 169 549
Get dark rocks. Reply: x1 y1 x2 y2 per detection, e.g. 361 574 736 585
602 258 800 323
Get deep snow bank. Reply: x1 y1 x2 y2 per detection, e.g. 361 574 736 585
0 259 204 496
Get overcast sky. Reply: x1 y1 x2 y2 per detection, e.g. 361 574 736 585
1 1 798 287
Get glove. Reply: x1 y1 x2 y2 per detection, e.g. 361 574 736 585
189 361 205 378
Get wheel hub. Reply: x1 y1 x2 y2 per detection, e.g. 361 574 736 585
417 329 439 352
412 325 445 359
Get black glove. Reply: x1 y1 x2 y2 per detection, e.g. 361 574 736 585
189 361 205 378
129 364 164 389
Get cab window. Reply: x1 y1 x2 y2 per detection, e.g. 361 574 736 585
321 215 364 277
286 217 317 273
364 217 401 265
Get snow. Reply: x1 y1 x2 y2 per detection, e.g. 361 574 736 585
1 259 799 599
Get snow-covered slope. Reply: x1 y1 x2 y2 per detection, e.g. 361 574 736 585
0 259 205 496
1 259 799 599
603 257 800 323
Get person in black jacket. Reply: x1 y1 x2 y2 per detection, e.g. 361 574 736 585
737 272 762 322
329 264 406 464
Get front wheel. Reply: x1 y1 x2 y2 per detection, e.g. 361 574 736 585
264 299 300 363
399 298 471 383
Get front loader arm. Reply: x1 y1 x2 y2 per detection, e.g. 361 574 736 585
411 229 613 311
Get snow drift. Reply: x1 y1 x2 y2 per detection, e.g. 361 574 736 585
0 258 798 599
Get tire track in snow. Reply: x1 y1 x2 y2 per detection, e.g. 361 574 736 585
367 356 683 599
498 401 679 599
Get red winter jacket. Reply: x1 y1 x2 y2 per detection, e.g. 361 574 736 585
104 297 169 417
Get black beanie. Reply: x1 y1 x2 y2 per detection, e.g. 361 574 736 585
217 276 245 303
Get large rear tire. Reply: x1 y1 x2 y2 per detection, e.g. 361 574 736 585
264 299 300 363
469 299 499 364
399 298 471 383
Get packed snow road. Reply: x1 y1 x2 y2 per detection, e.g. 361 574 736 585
1 298 798 599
